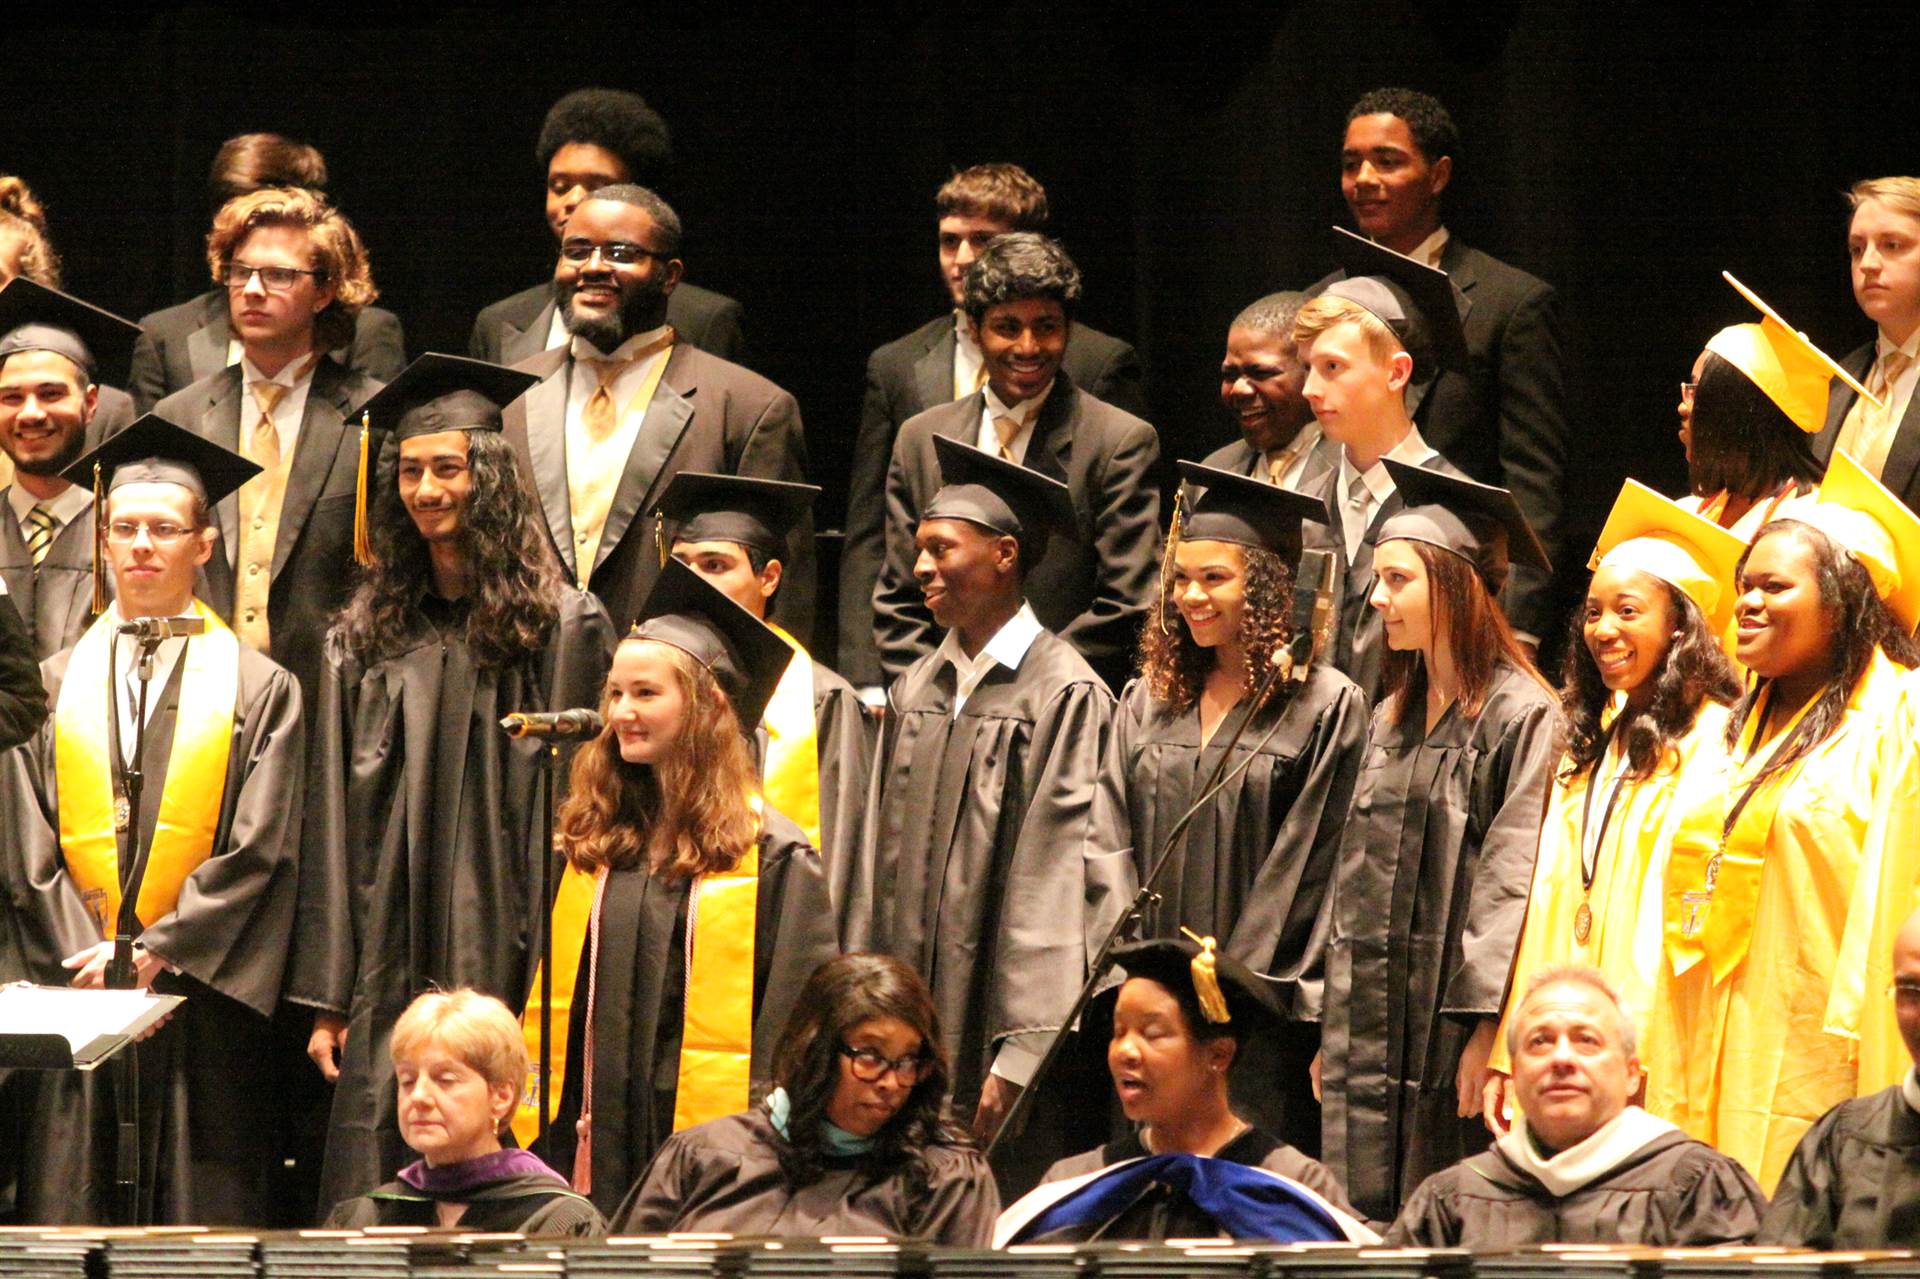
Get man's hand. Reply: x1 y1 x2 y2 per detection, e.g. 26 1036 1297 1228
1482 1068 1513 1135
973 1073 1026 1145
308 1011 350 1082
1456 1018 1499 1118
62 940 162 990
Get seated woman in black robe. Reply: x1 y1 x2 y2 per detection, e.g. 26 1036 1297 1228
613 952 999 1242
996 936 1372 1244
324 988 603 1234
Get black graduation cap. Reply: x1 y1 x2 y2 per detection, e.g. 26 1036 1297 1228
628 557 792 727
1106 934 1286 1041
923 434 1075 552
652 471 820 562
1376 458 1551 591
1175 460 1330 559
61 413 261 506
1318 227 1470 408
0 278 142 386
358 352 541 440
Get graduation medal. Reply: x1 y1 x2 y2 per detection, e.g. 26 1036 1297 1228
113 795 130 832
1576 724 1626 949
1574 900 1593 944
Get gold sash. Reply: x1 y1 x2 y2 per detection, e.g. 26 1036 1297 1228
513 861 599 1147
672 835 760 1131
55 602 238 935
761 626 821 848
1665 686 1815 984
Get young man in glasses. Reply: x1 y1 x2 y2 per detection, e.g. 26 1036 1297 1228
502 185 811 635
150 185 382 710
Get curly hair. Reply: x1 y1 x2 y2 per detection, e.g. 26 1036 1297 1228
936 164 1050 231
1138 542 1295 716
1687 351 1822 501
1379 539 1552 728
205 186 377 352
1726 520 1920 785
332 431 563 669
770 953 971 1196
556 638 762 880
960 232 1082 327
0 174 61 287
1347 87 1461 164
537 88 672 186
1558 576 1741 784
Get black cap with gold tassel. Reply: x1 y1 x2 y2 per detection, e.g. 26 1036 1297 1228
1102 932 1287 1040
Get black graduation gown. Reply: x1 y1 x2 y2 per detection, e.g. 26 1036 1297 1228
1036 1126 1358 1239
1102 666 1366 1151
1317 662 1560 1223
1385 1129 1767 1247
290 589 614 1215
1760 1084 1920 1248
613 1105 1000 1243
325 1168 605 1236
4 634 304 1225
0 493 104 662
537 810 839 1221
848 628 1130 1109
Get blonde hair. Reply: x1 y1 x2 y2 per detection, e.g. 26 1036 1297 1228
1291 294 1404 365
1849 176 1920 223
390 988 528 1121
204 186 377 352
0 175 61 287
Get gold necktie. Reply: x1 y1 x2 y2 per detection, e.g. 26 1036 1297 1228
248 381 287 470
582 359 623 443
1838 350 1913 478
993 413 1022 462
23 503 56 567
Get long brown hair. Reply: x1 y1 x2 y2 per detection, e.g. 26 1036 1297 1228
1138 542 1294 715
1380 539 1550 727
555 638 761 880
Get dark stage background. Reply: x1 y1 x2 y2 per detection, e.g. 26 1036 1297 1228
5 2 1918 662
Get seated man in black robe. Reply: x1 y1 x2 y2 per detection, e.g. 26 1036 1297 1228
1386 965 1765 1247
1763 905 1920 1249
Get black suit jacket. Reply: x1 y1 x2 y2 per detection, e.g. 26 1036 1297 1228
874 373 1159 691
503 340 812 635
839 314 1145 685
1196 433 1340 494
1299 449 1470 706
153 359 382 706
129 289 405 414
1815 339 1920 509
469 281 746 367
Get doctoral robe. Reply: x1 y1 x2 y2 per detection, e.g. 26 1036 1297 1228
3 612 303 1225
1644 650 1918 1191
1385 1127 1766 1247
1760 1082 1920 1249
291 589 614 1215
537 811 839 1221
612 1105 999 1243
1041 1127 1356 1227
325 1151 605 1236
1318 662 1560 1223
1100 664 1366 1151
1490 702 1733 1080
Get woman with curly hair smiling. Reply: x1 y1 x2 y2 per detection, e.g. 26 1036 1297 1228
1103 461 1367 1154
1481 481 1745 1132
612 952 998 1242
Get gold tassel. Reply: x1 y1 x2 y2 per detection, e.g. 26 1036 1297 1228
1180 926 1231 1024
89 461 106 615
656 510 667 568
1158 486 1186 635
352 411 373 567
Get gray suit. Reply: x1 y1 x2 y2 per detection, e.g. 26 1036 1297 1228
502 341 812 636
1196 433 1340 493
1814 340 1920 512
130 290 405 413
470 282 746 367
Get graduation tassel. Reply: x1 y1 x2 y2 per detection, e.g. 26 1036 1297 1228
1181 927 1232 1024
655 510 667 568
352 410 374 567
89 461 106 615
1157 486 1186 635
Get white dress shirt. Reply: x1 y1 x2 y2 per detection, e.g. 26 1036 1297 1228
1870 327 1920 435
237 352 316 460
9 480 92 542
933 600 1044 719
1336 424 1437 560
1408 225 1452 269
952 312 985 400
977 380 1055 465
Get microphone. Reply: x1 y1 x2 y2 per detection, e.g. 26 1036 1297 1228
1284 548 1337 684
499 709 606 740
116 616 206 642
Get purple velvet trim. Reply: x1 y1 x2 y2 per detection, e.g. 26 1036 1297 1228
396 1147 566 1198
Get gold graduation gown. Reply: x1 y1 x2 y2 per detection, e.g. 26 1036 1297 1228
1644 649 1915 1192
1490 701 1732 1077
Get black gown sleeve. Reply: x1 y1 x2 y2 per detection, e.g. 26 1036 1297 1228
0 593 48 751
1757 1107 1845 1247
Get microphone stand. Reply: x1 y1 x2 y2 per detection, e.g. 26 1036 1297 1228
538 740 558 1154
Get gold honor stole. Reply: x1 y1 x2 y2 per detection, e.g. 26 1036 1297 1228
760 627 821 848
1664 688 1814 985
55 602 237 936
514 861 598 1148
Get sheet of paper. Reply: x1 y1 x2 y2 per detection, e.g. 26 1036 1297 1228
0 982 169 1053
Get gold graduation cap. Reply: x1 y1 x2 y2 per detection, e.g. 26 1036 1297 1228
1588 479 1748 638
1788 448 1920 631
1705 272 1880 433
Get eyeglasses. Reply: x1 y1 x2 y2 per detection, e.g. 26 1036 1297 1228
224 261 325 291
106 520 197 545
1679 381 1698 405
559 238 671 266
839 1043 931 1085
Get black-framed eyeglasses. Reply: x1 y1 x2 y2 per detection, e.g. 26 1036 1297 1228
839 1043 930 1085
559 238 671 266
224 261 326 291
